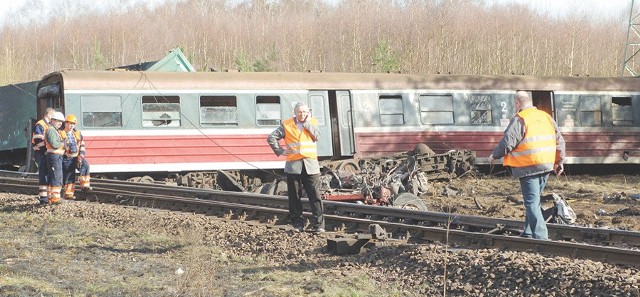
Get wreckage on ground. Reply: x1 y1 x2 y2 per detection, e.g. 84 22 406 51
258 143 476 211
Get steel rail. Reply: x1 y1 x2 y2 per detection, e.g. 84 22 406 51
2 171 640 247
1 172 639 267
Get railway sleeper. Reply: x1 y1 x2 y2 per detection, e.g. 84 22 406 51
328 224 406 255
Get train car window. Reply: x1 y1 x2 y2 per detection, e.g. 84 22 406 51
339 94 352 128
379 95 404 125
256 96 281 126
200 96 238 126
419 95 454 125
81 95 123 128
37 83 63 110
142 96 181 127
469 95 492 125
309 96 326 126
579 96 603 126
611 97 633 126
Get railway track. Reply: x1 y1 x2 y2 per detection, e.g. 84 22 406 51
1 170 639 268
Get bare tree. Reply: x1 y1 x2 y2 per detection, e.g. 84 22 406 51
0 0 629 85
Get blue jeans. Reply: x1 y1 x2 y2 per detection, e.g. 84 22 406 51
519 173 550 240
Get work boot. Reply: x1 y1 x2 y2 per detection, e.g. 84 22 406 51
308 226 325 233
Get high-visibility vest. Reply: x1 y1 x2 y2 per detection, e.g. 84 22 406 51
31 119 49 151
61 129 84 157
45 128 65 155
282 118 318 161
503 108 557 168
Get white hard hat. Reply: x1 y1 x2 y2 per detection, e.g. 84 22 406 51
51 112 65 122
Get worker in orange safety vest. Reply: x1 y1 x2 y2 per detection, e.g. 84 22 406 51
32 107 56 205
61 114 92 199
44 111 66 204
488 91 565 240
267 102 324 233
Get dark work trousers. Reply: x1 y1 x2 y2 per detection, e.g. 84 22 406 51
286 164 324 229
35 151 49 203
36 151 48 185
46 154 63 203
62 156 77 187
46 154 63 188
79 158 90 176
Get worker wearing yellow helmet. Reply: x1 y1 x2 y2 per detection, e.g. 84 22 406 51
61 114 92 200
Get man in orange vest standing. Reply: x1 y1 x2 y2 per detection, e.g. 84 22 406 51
32 107 56 205
45 111 66 204
488 91 565 240
267 102 325 233
61 114 91 199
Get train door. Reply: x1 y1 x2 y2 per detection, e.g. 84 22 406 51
308 90 355 158
334 90 355 157
530 90 555 117
36 81 64 119
308 91 333 157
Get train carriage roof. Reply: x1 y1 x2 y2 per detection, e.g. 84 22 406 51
40 69 640 92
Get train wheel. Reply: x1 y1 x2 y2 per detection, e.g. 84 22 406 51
392 192 428 211
216 170 244 192
260 180 288 196
139 175 155 183
337 160 360 174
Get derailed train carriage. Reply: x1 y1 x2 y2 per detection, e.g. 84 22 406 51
0 81 39 170
32 70 639 196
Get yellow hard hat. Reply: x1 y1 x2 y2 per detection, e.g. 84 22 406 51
65 114 78 124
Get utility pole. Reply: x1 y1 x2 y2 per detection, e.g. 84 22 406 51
622 0 640 76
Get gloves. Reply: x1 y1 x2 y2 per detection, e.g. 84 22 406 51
487 154 495 165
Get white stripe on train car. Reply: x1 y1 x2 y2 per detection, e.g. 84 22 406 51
91 161 286 173
65 89 304 94
81 128 276 137
353 126 506 133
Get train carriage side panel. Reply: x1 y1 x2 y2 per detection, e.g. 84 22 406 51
351 89 513 160
0 81 38 169
554 92 640 164
64 86 339 174
36 70 640 169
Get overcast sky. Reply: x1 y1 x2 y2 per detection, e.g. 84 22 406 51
0 0 632 27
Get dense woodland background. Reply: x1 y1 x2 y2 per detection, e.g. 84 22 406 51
0 0 631 86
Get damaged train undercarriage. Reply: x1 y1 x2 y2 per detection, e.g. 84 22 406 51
166 143 476 211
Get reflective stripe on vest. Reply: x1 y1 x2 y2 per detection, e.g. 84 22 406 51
32 120 49 150
503 108 557 168
61 130 81 157
282 118 318 161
